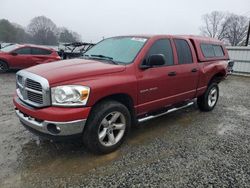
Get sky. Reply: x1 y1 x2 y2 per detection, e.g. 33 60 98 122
1 0 250 43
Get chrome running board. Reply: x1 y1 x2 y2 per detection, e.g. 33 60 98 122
138 102 194 123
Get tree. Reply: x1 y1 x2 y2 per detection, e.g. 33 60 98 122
27 16 58 45
58 27 81 43
13 23 32 43
224 14 249 46
200 11 249 46
0 19 31 43
0 17 82 45
0 19 17 42
200 11 227 40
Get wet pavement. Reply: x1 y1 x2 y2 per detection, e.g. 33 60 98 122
0 73 250 187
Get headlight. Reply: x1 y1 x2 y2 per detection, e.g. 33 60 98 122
51 85 90 106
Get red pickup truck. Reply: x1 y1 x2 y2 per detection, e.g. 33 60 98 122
14 35 230 154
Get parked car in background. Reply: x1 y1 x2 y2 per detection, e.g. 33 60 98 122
58 42 95 59
0 44 61 73
14 35 231 154
0 42 15 49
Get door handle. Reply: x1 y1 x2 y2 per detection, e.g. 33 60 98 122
191 68 198 73
168 71 177 76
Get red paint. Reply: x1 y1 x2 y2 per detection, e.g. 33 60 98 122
14 35 229 122
0 44 61 69
14 97 91 122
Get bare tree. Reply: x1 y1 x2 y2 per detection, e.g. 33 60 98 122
224 14 249 46
27 16 58 45
58 27 81 43
200 11 249 46
200 11 227 40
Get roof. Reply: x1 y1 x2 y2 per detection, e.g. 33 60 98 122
176 35 222 43
112 34 222 43
23 44 56 51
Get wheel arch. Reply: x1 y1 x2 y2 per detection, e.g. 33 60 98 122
0 58 9 66
89 93 137 124
0 58 9 71
208 70 226 85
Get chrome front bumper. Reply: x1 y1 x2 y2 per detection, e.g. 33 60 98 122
15 109 86 136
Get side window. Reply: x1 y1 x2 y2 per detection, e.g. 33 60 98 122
213 45 224 57
32 48 51 55
14 47 31 55
201 44 215 58
201 44 225 58
145 39 174 66
174 39 193 64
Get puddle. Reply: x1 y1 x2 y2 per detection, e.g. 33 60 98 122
1 105 197 187
1 140 121 187
128 107 196 145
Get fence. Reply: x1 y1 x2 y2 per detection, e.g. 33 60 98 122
226 46 250 74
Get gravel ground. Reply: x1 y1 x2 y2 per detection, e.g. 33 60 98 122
0 73 249 188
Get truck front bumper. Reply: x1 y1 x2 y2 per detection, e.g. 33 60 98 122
15 109 86 136
14 97 91 139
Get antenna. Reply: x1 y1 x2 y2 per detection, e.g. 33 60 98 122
245 21 250 46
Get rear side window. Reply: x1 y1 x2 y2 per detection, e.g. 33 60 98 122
145 39 174 66
213 45 224 57
14 47 31 55
32 48 51 55
174 39 193 64
201 44 224 58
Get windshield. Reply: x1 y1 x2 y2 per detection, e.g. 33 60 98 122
84 37 147 64
0 44 20 52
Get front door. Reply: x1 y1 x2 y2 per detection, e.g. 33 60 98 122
137 38 178 115
10 47 33 69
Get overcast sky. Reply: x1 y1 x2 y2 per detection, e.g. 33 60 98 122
1 0 250 42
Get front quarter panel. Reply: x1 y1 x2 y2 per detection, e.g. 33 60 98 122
63 67 138 108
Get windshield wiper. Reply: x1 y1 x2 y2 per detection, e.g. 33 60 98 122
90 54 118 64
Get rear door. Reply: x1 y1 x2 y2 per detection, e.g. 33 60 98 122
172 38 199 101
31 47 53 65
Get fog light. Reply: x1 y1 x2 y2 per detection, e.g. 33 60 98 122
47 124 61 134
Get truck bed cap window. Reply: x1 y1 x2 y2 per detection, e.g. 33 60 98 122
201 44 224 58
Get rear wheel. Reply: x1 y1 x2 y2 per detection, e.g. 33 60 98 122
83 100 131 154
197 83 219 111
0 60 9 73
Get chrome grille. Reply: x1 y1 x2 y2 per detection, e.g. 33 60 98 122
16 70 51 108
27 90 43 104
26 79 42 92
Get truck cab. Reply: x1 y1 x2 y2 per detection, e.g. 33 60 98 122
14 35 230 154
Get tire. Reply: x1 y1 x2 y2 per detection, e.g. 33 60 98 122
197 83 219 111
0 60 9 73
83 100 131 154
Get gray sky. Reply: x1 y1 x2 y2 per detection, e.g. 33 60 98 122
1 0 250 42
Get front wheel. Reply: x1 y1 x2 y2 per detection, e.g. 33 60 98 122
83 100 131 154
197 83 219 111
0 60 9 73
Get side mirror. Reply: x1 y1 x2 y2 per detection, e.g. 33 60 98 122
148 54 165 67
10 52 18 56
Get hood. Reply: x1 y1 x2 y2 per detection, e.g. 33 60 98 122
26 59 126 84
